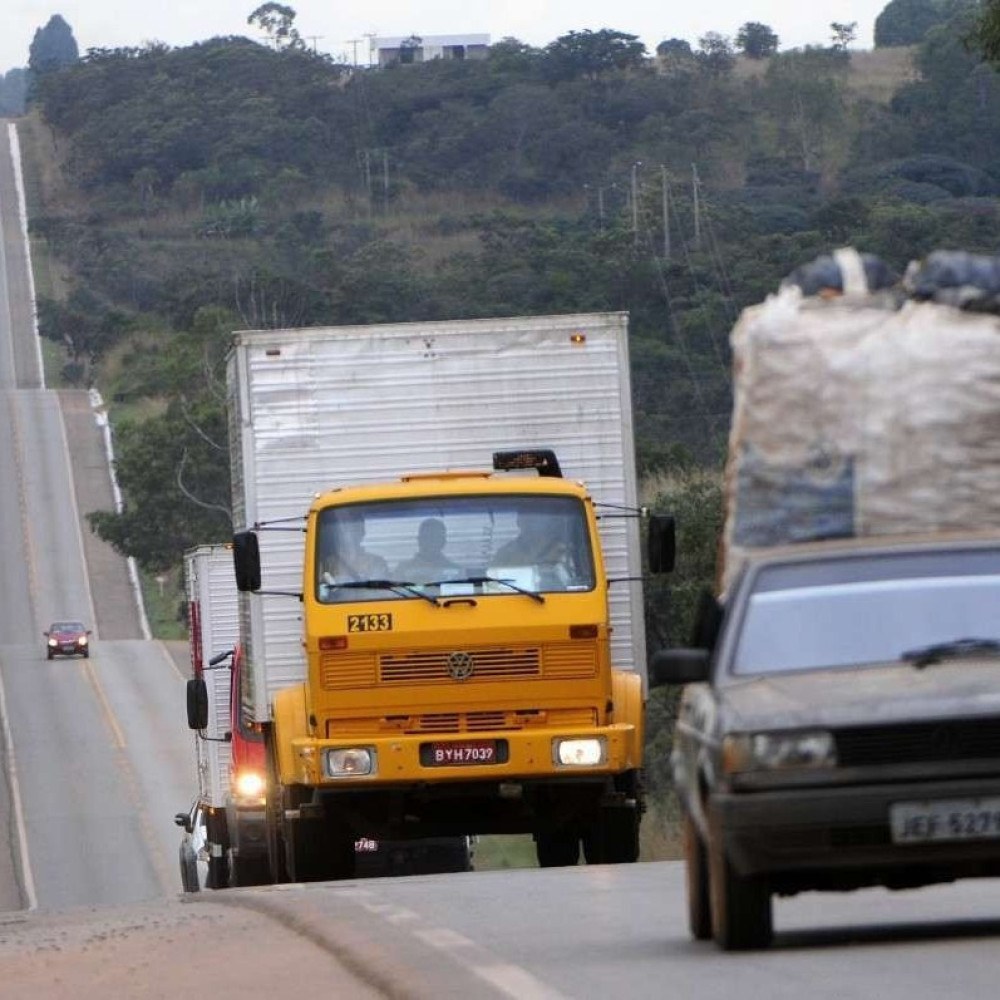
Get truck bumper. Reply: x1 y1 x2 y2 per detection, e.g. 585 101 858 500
285 723 640 787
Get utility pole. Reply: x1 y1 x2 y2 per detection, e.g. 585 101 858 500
382 150 389 214
661 166 671 261
692 163 702 251
346 38 362 66
363 32 378 67
631 162 642 247
305 35 323 53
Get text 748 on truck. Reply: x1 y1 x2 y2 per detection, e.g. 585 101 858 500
228 313 675 880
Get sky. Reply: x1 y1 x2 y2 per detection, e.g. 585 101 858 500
3 1 893 74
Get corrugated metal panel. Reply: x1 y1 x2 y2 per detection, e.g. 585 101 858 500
229 313 646 722
185 545 239 808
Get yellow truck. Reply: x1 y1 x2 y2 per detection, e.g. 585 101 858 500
228 314 674 879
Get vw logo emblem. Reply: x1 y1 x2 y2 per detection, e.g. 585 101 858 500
448 651 474 680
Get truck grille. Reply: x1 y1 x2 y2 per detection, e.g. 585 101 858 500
836 717 1000 767
320 643 597 689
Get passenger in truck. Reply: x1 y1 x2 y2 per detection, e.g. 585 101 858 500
321 510 389 582
395 518 460 582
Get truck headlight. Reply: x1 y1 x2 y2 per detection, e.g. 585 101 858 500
553 737 606 767
233 770 265 803
325 748 376 777
722 730 836 774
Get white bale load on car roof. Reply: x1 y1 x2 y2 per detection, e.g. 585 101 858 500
721 247 1000 590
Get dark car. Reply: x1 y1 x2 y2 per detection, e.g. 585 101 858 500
44 621 92 659
651 534 1000 951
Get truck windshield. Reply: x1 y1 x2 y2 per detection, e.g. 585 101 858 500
315 495 595 604
731 548 1000 676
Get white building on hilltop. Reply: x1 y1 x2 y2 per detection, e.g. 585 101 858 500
371 34 490 67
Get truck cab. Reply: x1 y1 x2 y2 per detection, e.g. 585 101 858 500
237 452 674 880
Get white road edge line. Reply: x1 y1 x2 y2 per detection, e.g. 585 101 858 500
90 388 152 640
411 925 570 1000
7 122 44 387
0 663 38 910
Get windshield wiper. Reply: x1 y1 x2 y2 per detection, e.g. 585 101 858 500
431 576 545 604
330 579 441 607
901 637 1000 669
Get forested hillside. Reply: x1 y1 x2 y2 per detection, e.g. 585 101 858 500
16 4 1000 647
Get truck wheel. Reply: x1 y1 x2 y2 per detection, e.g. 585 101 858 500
535 830 580 867
206 854 228 890
229 851 271 887
708 836 772 950
683 814 712 940
264 731 290 884
582 805 640 864
286 818 356 882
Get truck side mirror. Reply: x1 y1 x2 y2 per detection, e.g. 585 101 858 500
233 531 262 592
647 515 676 574
187 678 209 730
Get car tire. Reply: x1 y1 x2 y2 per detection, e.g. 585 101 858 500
535 830 580 867
46 651 53 660
683 813 712 940
708 835 772 950
83 650 90 658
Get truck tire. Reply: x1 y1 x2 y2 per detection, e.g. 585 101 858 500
535 830 580 867
582 805 640 864
264 729 290 884
683 814 712 940
286 817 355 882
229 851 271 887
206 854 228 890
708 836 772 950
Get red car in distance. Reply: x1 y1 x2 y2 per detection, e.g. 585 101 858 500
44 621 92 659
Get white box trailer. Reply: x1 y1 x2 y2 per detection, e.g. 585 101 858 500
184 544 238 809
227 312 646 723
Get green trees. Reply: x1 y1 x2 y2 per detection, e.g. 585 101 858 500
542 29 647 82
736 22 779 59
28 14 79 75
875 0 947 46
247 3 303 50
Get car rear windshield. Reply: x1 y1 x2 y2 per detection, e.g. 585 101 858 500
731 548 1000 676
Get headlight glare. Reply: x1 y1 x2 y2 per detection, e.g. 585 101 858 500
554 737 606 766
325 747 375 777
233 770 265 802
722 730 836 774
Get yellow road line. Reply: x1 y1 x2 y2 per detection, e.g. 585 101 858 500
81 656 126 750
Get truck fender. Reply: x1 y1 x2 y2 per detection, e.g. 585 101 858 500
610 668 644 765
270 684 309 785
